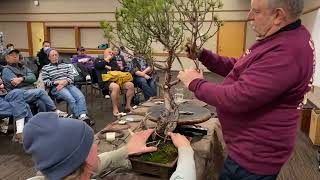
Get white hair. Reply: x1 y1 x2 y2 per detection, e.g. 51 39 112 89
268 0 304 18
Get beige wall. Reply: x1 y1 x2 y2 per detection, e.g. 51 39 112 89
0 0 251 64
301 9 320 86
302 0 320 86
0 22 28 49
0 0 250 21
304 0 320 11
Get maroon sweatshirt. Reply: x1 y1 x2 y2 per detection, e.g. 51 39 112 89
189 21 314 175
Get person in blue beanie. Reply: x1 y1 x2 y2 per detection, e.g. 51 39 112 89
23 112 196 180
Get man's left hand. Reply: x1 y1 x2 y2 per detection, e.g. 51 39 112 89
177 68 203 87
11 77 24 86
127 129 157 155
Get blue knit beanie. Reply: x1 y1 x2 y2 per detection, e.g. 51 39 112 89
23 112 94 180
45 48 55 57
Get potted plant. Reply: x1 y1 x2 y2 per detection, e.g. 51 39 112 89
101 0 223 177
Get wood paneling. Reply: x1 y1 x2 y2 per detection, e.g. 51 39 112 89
74 27 80 48
27 22 33 56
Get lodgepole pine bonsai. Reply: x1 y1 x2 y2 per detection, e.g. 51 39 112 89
101 0 223 138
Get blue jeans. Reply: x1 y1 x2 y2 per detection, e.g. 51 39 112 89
23 88 56 112
0 89 32 120
51 85 87 117
219 157 278 180
134 76 157 101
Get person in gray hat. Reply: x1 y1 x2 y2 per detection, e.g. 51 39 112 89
24 112 196 180
0 77 32 143
1 48 67 117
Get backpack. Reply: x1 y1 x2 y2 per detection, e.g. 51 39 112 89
69 64 85 82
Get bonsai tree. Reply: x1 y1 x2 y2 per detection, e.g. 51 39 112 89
101 0 223 138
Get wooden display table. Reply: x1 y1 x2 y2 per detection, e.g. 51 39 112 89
95 102 226 180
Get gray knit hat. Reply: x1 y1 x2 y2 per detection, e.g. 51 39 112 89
23 112 94 180
3 47 20 56
45 47 55 57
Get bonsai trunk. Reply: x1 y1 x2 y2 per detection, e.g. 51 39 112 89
155 54 176 137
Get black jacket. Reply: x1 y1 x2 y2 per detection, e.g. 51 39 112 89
37 48 50 69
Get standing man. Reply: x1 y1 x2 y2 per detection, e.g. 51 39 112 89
178 0 314 179
37 41 51 70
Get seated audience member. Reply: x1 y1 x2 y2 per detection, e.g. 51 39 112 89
71 46 97 83
113 48 127 71
24 112 196 180
36 41 51 70
5 43 23 61
42 48 94 126
0 77 32 143
95 48 135 115
1 48 67 116
6 43 14 49
131 55 157 101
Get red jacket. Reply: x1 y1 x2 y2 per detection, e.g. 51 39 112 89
189 21 314 175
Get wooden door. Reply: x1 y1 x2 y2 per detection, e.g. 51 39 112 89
31 22 45 57
217 22 246 58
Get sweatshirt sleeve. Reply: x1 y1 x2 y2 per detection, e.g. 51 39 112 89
23 67 37 84
71 56 78 64
170 147 196 180
95 146 131 175
110 59 121 71
122 58 128 72
199 49 238 77
41 66 54 87
66 64 74 84
1 68 17 85
189 50 300 113
94 59 108 70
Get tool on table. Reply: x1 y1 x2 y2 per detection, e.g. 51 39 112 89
174 125 208 137
179 111 194 115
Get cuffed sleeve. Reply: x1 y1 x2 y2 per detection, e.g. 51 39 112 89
189 50 300 113
170 147 196 180
199 49 237 77
95 146 131 175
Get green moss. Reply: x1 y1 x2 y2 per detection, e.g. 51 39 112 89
136 141 178 164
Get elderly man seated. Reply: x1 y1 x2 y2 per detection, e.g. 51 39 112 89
0 77 32 143
1 48 67 117
42 48 94 126
95 48 134 116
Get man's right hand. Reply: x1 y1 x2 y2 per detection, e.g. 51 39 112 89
56 84 64 91
54 80 68 86
168 132 191 148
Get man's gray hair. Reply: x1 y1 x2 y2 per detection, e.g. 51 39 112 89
268 0 304 18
